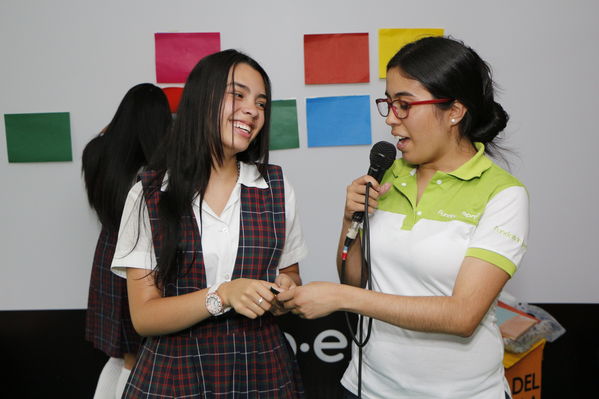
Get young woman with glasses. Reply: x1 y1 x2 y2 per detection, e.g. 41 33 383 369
279 36 528 399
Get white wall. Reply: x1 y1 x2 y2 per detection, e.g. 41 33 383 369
1 0 598 309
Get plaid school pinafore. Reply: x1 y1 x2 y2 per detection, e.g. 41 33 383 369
85 226 141 357
123 165 304 398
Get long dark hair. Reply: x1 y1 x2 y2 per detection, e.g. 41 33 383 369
150 49 272 289
82 83 172 230
387 36 509 156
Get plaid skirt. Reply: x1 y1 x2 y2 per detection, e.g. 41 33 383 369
85 227 141 357
123 314 304 398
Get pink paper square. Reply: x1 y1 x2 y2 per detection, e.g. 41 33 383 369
155 32 220 83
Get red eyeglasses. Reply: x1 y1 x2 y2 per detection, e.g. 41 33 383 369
375 98 453 119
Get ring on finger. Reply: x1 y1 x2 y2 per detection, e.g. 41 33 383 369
257 297 264 305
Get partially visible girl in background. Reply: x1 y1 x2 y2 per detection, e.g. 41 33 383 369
82 83 172 398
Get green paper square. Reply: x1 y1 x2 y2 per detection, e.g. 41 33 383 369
270 100 299 150
4 112 72 162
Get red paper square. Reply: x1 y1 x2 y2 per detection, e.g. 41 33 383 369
155 32 220 83
304 33 369 84
162 87 184 113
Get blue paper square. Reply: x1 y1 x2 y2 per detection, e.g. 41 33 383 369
306 95 372 147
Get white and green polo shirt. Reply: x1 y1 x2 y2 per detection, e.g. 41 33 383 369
341 143 529 398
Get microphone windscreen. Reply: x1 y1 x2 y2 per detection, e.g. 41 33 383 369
369 141 397 171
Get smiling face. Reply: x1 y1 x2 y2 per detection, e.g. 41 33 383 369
385 67 463 170
220 62 267 159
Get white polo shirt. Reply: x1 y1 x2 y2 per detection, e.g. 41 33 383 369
111 162 308 289
342 143 529 399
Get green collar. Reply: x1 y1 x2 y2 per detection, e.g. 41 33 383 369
390 142 492 181
448 142 492 180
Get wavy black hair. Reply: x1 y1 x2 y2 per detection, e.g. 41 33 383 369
82 83 171 230
387 36 509 156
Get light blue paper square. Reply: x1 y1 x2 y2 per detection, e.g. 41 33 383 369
306 95 372 147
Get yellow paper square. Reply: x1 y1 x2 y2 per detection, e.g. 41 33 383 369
378 28 445 78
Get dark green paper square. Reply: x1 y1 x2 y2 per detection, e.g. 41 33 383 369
270 100 300 150
4 112 73 162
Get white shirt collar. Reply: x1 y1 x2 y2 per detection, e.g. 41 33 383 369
159 162 268 192
238 162 268 189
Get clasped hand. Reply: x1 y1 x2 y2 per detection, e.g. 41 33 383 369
218 273 296 319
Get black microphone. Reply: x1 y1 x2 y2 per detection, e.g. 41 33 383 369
345 141 396 245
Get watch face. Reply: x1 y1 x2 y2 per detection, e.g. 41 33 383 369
206 293 223 315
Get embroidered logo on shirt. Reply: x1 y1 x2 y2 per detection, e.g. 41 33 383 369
461 211 481 220
437 209 456 219
494 226 527 248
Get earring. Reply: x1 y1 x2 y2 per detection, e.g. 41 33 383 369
451 118 457 124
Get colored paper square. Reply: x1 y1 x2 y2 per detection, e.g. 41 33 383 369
4 112 72 162
306 96 371 147
270 100 300 150
304 33 369 84
155 32 221 83
162 87 184 113
378 28 444 78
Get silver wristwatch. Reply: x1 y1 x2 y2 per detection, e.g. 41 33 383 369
205 291 225 316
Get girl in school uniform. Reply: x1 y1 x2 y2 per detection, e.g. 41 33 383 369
83 83 172 398
111 49 307 398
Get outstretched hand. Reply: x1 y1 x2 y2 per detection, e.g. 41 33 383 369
277 281 343 319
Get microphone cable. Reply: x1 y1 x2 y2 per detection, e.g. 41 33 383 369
340 182 374 399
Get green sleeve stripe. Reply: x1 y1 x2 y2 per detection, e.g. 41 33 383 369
466 248 517 277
